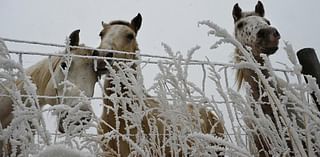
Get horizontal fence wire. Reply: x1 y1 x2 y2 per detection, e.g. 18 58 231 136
0 94 234 104
2 37 293 72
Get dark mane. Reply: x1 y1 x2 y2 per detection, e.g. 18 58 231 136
109 20 131 27
99 20 136 39
110 20 136 33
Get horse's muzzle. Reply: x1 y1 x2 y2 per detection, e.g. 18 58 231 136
256 27 280 55
93 50 114 75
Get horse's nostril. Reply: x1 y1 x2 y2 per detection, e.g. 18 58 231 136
273 30 280 39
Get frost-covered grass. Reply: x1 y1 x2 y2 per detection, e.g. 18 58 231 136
0 39 50 157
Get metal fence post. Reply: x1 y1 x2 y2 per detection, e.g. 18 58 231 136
297 48 320 111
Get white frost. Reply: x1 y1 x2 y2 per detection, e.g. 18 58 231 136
0 38 9 59
35 145 94 157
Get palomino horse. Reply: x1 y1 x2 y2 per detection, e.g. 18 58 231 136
97 14 224 157
0 30 106 156
233 1 306 156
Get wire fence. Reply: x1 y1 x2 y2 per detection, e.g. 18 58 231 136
1 36 319 157
1 37 298 108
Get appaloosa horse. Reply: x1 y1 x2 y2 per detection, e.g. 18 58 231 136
97 14 224 157
233 1 306 157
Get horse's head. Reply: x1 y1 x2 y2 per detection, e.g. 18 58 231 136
95 13 142 66
233 1 280 55
50 30 98 133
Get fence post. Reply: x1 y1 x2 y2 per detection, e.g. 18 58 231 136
297 48 320 111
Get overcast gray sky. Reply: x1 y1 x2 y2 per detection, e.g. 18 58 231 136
1 0 319 57
1 0 320 132
1 0 319 94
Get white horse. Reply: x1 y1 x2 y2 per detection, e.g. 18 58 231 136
0 29 107 156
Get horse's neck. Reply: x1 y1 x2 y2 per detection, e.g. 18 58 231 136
103 62 138 107
102 62 159 114
236 48 273 100
29 58 59 106
20 57 60 104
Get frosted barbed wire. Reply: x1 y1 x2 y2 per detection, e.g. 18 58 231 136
8 49 234 67
3 37 208 61
0 93 300 106
3 37 293 72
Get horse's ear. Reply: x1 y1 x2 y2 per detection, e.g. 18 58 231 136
255 1 265 17
232 3 242 22
69 29 80 46
131 13 142 33
101 21 109 28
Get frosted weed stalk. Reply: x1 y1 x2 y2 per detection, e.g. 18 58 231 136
0 38 100 156
148 43 240 156
0 39 50 156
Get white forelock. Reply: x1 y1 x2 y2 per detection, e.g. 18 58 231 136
99 25 135 50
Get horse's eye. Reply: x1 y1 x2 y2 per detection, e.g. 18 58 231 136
265 20 271 25
99 31 104 39
237 22 245 29
61 62 67 70
126 33 135 41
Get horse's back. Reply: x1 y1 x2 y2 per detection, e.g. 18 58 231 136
186 104 224 137
0 96 14 128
